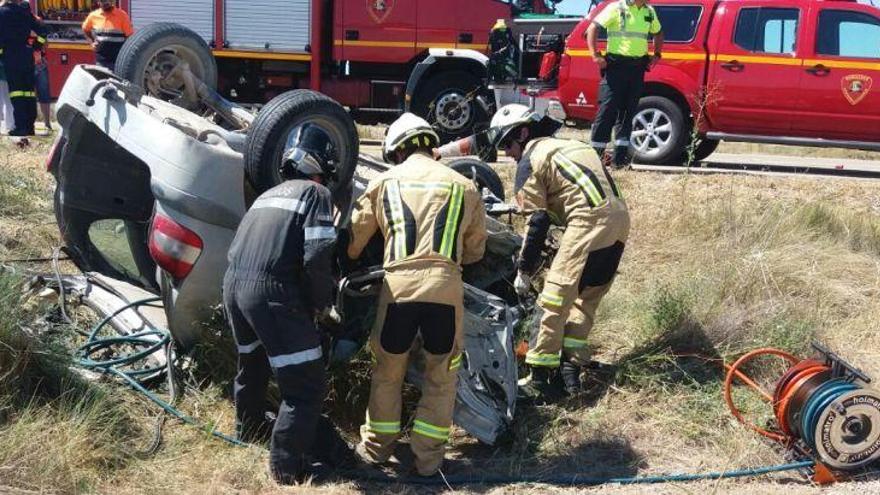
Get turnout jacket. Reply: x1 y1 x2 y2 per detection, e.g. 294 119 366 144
0 3 47 59
516 137 626 275
347 153 487 272
227 180 337 311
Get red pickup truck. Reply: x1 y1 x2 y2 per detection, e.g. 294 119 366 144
548 0 880 164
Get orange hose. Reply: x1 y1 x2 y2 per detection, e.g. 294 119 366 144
774 365 830 436
723 348 800 443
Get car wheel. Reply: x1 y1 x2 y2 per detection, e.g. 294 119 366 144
114 23 217 111
412 71 491 143
686 138 721 164
630 96 688 165
244 90 359 205
448 158 505 201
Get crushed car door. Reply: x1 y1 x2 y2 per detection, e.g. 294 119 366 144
52 112 159 291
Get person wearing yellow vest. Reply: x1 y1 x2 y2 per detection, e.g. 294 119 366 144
586 0 663 168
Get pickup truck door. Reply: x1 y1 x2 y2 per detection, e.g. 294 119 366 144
707 2 805 133
339 0 417 63
794 4 880 141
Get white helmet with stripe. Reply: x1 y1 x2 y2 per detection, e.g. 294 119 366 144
383 113 441 164
488 104 542 150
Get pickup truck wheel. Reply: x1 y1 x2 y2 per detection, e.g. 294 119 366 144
412 71 491 143
115 23 217 111
448 158 505 201
245 90 358 204
687 138 721 164
630 96 688 165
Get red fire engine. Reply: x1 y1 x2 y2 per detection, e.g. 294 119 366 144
34 0 579 140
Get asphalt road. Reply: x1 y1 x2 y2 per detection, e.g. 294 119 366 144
360 142 880 180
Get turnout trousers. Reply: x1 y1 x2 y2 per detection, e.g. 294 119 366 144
223 276 330 483
590 58 647 167
360 265 463 476
2 47 36 137
526 206 630 368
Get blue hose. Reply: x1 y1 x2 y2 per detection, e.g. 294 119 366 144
349 460 816 486
72 298 817 485
800 379 857 450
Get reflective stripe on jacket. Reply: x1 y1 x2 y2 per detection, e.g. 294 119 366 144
347 153 487 272
226 180 337 311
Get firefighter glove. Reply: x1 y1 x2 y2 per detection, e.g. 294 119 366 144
514 271 532 297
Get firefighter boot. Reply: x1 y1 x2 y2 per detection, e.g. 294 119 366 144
518 366 565 404
560 361 583 396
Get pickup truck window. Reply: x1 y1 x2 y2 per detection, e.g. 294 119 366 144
734 7 799 54
596 5 701 42
817 10 880 59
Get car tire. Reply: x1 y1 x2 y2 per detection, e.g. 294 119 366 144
448 158 505 201
686 138 720 164
412 71 492 143
114 23 217 110
244 90 359 204
631 96 689 165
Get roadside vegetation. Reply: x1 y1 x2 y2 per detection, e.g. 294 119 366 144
1 135 879 493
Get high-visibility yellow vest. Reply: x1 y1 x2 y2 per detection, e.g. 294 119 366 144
594 0 662 57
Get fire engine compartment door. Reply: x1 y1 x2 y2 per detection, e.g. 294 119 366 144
130 0 214 43
225 0 311 51
340 0 416 63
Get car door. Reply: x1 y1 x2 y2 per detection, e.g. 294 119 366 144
340 0 417 63
794 4 880 141
51 113 159 291
707 2 804 134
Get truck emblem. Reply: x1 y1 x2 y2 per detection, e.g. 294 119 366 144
841 74 873 106
367 0 394 24
574 92 588 106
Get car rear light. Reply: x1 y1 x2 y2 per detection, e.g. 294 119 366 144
149 213 203 280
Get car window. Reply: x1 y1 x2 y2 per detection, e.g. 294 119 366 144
817 10 880 59
734 7 799 54
89 220 142 280
596 5 701 42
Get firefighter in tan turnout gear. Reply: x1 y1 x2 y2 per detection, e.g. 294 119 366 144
347 113 487 476
490 104 630 403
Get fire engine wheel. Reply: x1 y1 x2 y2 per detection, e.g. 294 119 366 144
245 90 359 205
413 71 491 143
115 23 218 111
448 158 505 201
630 96 688 165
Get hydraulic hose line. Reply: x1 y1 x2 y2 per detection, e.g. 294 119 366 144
724 345 880 473
344 460 816 486
71 300 822 485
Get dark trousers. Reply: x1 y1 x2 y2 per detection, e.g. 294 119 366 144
223 276 346 483
3 48 36 136
590 59 647 166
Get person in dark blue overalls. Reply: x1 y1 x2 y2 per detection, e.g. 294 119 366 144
0 0 47 137
223 126 355 484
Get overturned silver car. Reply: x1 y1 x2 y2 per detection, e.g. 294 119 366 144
48 24 527 444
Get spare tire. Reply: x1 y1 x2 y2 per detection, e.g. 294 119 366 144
115 23 217 111
448 158 505 201
245 90 359 205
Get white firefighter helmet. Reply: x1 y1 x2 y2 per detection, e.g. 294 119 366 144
488 104 542 149
383 113 441 164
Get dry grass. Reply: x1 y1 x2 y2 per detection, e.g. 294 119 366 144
1 134 880 494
